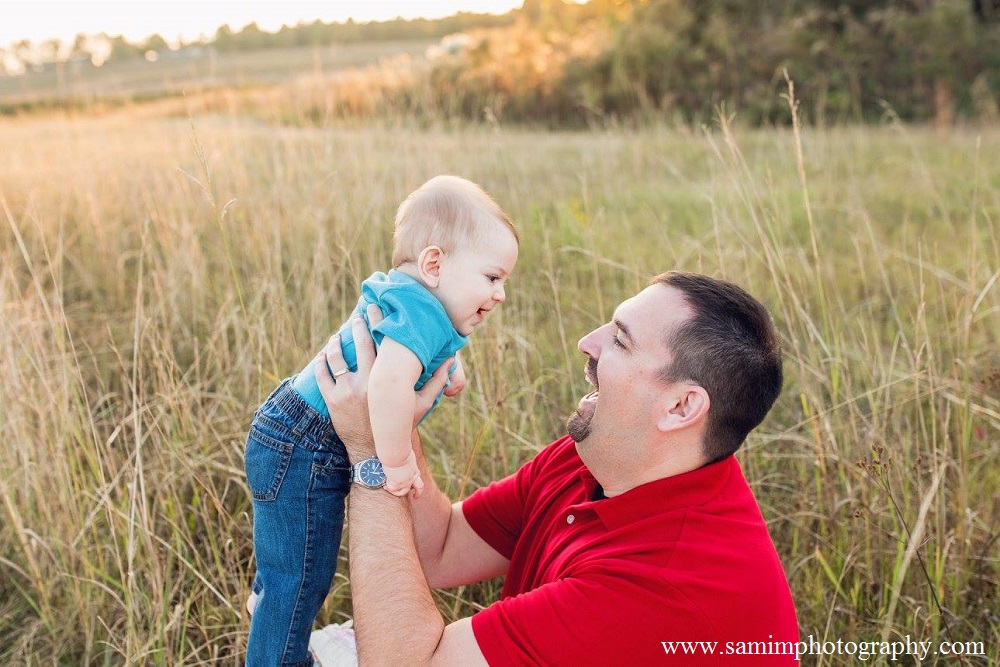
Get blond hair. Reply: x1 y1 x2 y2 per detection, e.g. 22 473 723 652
392 175 518 267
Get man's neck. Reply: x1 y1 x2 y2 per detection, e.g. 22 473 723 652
588 439 707 498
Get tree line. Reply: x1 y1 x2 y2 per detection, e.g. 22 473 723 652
408 0 1000 126
0 11 516 71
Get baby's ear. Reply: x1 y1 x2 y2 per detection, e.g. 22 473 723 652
417 246 444 287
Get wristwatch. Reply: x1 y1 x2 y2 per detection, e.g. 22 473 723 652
351 456 386 489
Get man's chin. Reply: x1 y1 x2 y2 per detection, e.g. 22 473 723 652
568 390 597 442
566 411 592 443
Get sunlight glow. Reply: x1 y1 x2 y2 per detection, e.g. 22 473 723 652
1 0 525 48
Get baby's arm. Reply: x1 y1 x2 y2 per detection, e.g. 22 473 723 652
368 337 425 497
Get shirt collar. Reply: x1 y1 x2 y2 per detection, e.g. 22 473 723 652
572 455 739 531
386 268 419 285
380 269 468 347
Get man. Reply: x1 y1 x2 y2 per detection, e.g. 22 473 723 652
314 271 798 665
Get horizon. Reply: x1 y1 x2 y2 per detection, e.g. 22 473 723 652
1 0 525 50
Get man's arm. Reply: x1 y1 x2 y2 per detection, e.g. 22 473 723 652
312 314 505 663
409 429 509 589
361 308 508 586
348 482 489 665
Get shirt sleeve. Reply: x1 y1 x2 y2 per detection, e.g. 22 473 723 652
368 287 453 372
461 440 559 560
462 475 525 560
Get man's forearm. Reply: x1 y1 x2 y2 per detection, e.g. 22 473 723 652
408 430 454 576
406 430 510 589
349 487 445 665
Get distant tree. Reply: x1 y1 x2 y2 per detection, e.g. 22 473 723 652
70 34 89 61
304 19 329 46
214 25 236 51
141 34 169 53
236 22 269 49
106 35 141 62
84 34 114 66
39 38 62 63
13 39 35 68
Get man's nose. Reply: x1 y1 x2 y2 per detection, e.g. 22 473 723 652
578 325 604 357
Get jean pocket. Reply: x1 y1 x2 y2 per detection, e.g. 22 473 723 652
244 427 294 502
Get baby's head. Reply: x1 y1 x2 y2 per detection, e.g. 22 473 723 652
393 175 519 336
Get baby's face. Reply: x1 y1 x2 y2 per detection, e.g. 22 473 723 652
434 225 518 336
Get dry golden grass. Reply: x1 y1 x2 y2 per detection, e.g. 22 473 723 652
1 105 998 663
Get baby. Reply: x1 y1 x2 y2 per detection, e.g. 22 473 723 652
243 175 518 666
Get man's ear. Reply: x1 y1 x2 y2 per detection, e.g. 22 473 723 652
417 246 444 288
657 385 709 433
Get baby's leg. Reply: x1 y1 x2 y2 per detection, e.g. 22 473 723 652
244 386 350 666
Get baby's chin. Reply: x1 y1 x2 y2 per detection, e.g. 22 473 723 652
452 314 483 336
452 321 475 336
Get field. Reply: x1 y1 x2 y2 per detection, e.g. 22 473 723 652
0 39 435 113
1 99 998 663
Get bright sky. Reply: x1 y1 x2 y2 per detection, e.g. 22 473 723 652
1 0 525 47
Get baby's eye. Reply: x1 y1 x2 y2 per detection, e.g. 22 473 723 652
487 275 501 283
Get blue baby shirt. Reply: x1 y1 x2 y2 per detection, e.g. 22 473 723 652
292 270 468 419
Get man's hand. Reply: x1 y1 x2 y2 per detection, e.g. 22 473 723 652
443 353 467 398
412 363 452 430
314 314 377 463
314 304 457 460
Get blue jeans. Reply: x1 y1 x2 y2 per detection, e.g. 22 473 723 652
244 378 351 667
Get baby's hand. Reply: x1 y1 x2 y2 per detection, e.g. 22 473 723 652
443 354 467 398
382 451 424 499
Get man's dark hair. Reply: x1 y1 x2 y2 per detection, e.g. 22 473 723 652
651 271 783 463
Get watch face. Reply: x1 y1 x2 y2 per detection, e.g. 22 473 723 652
360 458 386 487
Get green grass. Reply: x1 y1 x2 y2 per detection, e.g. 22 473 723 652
0 107 997 664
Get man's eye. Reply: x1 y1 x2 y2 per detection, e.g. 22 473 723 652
613 336 626 348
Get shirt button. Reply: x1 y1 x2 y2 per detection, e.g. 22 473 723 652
566 514 575 524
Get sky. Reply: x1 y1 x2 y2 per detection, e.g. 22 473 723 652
1 0 525 48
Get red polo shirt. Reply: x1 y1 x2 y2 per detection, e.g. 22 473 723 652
463 436 799 665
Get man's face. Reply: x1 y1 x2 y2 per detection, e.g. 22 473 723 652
568 284 694 447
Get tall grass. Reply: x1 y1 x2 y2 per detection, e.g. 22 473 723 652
0 107 997 664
